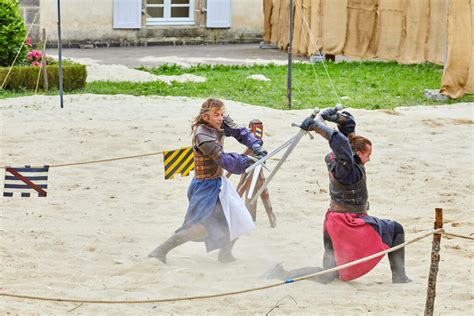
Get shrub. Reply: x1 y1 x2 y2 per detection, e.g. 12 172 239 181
0 63 87 91
0 0 28 67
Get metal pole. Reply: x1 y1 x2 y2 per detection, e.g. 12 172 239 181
424 208 444 316
57 0 64 108
286 0 293 109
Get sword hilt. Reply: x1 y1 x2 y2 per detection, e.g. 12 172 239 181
305 108 320 139
292 108 320 139
335 103 344 111
309 108 320 119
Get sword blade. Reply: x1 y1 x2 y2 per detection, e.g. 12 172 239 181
250 129 306 204
245 135 298 173
246 164 262 200
247 108 320 204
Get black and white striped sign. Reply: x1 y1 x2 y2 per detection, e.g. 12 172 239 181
3 166 49 197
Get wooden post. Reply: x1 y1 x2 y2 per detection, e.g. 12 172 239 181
424 208 443 316
41 28 49 92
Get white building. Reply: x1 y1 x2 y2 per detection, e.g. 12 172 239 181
19 0 264 47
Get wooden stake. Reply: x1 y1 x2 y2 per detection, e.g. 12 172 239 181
424 208 443 316
41 28 49 92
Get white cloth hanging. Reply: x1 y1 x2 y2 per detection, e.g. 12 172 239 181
219 175 255 240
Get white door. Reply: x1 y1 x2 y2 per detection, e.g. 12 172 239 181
113 0 142 29
206 0 231 28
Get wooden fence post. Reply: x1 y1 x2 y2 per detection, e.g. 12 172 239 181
424 208 443 316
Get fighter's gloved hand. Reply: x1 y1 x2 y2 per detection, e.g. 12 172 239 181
246 156 258 168
321 107 340 123
300 116 334 140
251 143 268 160
337 111 356 137
300 117 317 131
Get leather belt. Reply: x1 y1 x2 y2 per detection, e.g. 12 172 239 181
329 200 367 214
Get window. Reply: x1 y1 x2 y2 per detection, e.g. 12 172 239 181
146 0 195 25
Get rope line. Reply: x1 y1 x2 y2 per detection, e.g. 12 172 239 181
46 151 165 168
0 150 286 169
0 151 166 169
293 0 324 99
0 9 40 90
291 228 445 282
442 231 474 241
293 0 342 104
0 229 442 305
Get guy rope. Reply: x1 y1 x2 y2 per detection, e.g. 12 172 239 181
244 0 351 204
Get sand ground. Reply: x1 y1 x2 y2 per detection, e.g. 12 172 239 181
0 94 473 314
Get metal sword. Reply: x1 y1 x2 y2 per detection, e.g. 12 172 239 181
247 108 321 204
247 164 262 199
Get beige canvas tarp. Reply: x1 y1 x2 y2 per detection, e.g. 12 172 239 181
440 0 474 98
263 0 273 43
264 0 473 99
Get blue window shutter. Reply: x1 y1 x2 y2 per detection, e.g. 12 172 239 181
113 0 142 29
206 0 231 28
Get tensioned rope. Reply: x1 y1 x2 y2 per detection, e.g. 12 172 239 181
442 231 474 241
0 228 452 305
0 149 283 169
44 151 165 168
293 0 343 104
0 151 164 169
0 9 40 90
293 0 324 100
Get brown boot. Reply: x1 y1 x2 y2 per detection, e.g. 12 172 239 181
148 224 207 264
218 239 237 263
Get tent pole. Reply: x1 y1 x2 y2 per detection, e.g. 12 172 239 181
286 0 293 109
57 0 64 108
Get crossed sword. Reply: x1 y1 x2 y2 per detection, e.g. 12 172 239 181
245 105 343 207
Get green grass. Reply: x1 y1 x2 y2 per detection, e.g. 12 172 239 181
1 61 473 109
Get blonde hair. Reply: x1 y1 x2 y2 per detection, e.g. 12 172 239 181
191 98 224 131
348 134 372 153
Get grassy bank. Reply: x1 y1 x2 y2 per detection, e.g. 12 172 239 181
2 61 473 109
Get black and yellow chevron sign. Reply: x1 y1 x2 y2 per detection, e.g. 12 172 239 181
163 147 195 180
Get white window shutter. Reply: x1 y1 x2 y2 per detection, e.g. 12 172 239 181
113 0 142 29
206 0 231 28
